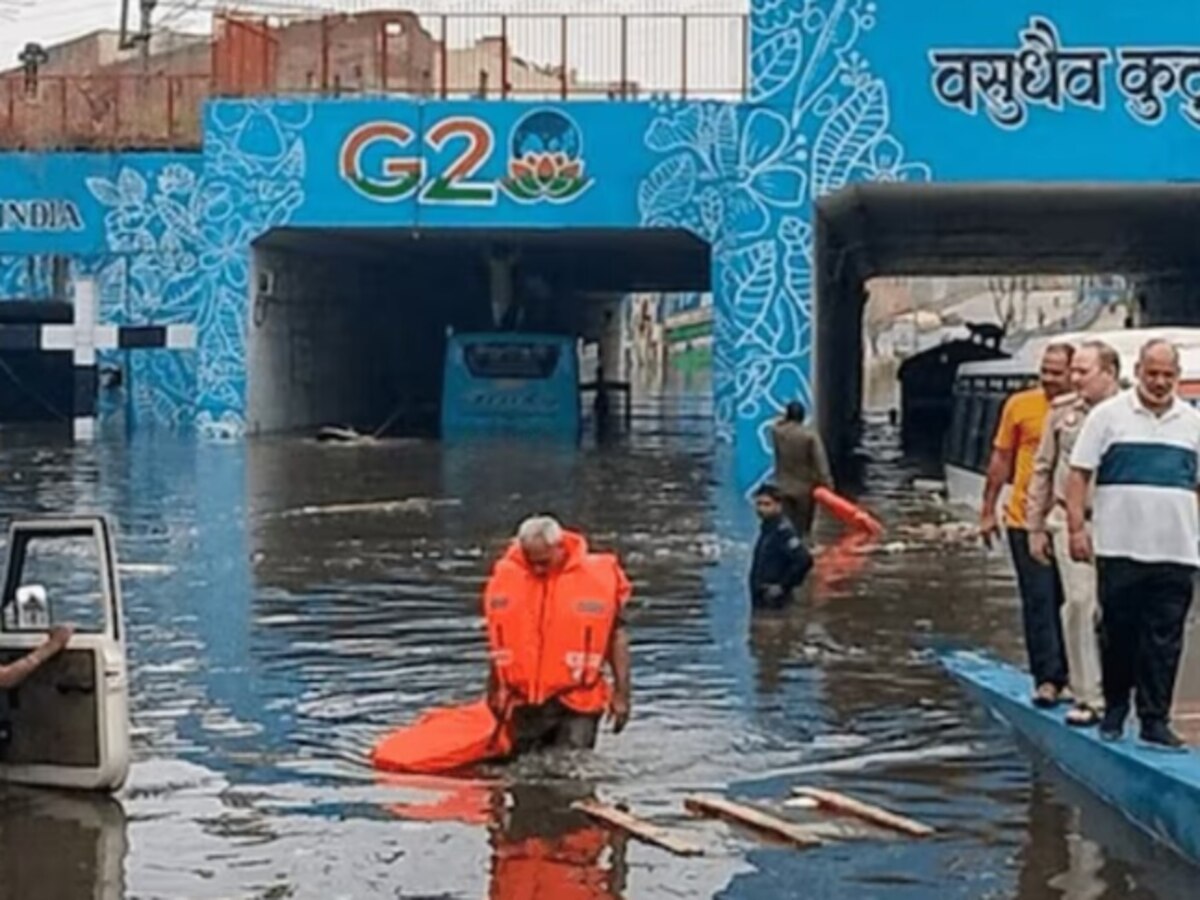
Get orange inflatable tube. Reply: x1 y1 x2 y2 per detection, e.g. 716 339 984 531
371 699 514 774
810 531 871 598
812 486 884 538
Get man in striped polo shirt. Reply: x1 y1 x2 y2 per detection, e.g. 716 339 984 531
1066 339 1200 748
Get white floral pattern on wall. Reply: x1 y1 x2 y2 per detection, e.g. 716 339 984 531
81 102 311 435
0 256 55 299
4 3 926 476
0 103 310 434
640 0 932 484
187 101 311 438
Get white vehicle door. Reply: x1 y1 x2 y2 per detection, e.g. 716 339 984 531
0 517 130 792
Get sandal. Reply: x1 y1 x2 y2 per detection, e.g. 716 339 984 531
1066 704 1101 728
1032 683 1061 708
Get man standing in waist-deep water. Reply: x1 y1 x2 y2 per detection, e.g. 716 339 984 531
749 483 814 609
483 516 632 754
771 401 833 540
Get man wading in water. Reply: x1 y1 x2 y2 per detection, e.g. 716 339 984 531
771 402 833 540
482 516 633 754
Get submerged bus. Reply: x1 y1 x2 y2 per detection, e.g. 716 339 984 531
944 327 1200 512
441 332 581 439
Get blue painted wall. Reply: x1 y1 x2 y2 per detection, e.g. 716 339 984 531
0 153 204 430
2 2 1200 485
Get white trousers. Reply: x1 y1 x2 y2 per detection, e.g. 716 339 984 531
1046 506 1104 708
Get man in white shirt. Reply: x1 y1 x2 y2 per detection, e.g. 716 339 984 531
1066 339 1200 749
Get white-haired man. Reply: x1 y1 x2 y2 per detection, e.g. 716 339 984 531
483 515 632 753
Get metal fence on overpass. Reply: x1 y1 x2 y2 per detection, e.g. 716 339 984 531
0 11 748 151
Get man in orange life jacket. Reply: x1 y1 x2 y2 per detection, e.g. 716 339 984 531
484 515 633 753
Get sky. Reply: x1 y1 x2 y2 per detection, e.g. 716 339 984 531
0 0 746 73
0 0 200 67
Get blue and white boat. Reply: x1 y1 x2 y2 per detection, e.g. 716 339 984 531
939 650 1200 867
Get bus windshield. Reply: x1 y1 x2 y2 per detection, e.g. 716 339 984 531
464 342 561 379
442 332 581 439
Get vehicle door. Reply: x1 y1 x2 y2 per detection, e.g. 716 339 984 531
0 516 130 792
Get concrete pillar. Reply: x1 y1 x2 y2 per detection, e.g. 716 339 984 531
486 245 518 327
812 230 866 468
596 301 623 379
570 293 624 382
1132 273 1200 326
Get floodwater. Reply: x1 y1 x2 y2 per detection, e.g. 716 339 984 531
1 413 1198 899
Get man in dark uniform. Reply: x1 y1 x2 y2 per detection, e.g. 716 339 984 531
749 484 814 609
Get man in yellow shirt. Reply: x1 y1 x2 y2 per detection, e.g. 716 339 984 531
980 343 1073 707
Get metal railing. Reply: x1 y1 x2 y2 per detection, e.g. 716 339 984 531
211 11 749 100
0 12 748 150
409 12 748 100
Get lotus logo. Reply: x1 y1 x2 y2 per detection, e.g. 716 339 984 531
500 108 593 204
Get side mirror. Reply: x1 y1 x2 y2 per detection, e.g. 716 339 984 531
15 584 50 630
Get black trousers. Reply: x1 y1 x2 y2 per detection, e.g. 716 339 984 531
511 700 600 753
782 493 815 539
1096 556 1195 725
1008 528 1068 689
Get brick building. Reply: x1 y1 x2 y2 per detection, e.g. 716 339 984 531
0 10 614 150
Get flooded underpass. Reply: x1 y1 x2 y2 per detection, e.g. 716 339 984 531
1 418 1198 899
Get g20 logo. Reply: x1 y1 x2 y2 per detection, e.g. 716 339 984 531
339 108 592 207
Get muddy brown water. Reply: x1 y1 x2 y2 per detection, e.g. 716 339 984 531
1 418 1198 899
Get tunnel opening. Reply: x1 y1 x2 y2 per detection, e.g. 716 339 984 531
247 227 711 439
813 183 1200 474
865 272 1133 459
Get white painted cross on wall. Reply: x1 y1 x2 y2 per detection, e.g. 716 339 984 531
38 277 197 439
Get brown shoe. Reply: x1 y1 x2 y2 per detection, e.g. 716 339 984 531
1032 683 1061 708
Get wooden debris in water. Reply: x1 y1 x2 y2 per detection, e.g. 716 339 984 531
783 795 819 810
683 795 825 848
791 786 934 837
572 800 705 857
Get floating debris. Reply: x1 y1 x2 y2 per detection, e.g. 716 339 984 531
268 498 463 520
119 562 176 576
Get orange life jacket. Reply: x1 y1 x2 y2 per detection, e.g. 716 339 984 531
484 531 630 715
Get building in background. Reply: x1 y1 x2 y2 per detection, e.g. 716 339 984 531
864 274 1134 414
0 10 637 150
624 292 712 395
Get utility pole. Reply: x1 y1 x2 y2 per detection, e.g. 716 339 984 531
139 0 157 70
118 0 156 57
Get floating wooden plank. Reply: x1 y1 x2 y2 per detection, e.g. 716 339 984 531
791 786 934 837
683 795 825 848
572 800 706 857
